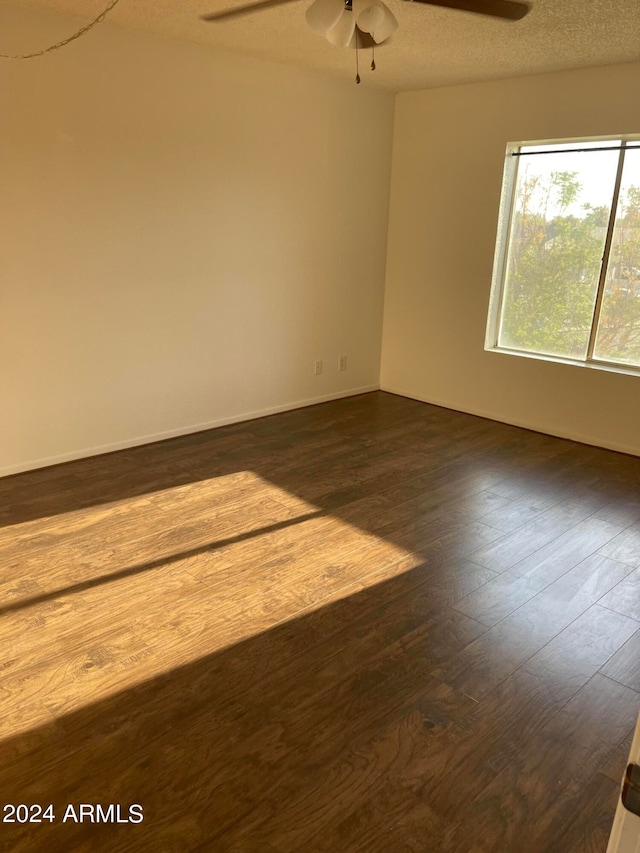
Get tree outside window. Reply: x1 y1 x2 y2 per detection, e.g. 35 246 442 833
490 140 640 371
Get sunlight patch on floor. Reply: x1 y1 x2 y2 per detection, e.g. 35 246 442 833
1 473 418 739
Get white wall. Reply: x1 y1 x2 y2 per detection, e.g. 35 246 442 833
381 62 640 457
0 3 394 476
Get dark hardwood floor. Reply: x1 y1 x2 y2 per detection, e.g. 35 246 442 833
0 391 639 851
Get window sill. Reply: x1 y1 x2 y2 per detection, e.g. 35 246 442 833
485 345 640 379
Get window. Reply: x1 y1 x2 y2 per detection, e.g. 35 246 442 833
486 137 640 372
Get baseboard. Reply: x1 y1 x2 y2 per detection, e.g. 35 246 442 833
1 384 380 478
380 384 640 459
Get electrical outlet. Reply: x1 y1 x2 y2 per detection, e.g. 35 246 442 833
339 355 347 372
315 359 323 375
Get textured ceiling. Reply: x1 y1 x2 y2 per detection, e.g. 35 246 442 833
6 0 640 91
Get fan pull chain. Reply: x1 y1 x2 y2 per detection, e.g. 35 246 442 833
371 43 376 71
355 28 360 84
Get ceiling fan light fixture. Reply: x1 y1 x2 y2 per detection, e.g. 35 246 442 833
325 8 357 46
369 2 397 41
310 0 396 46
305 0 344 35
356 0 386 33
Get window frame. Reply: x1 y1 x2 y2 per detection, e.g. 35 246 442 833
485 133 640 377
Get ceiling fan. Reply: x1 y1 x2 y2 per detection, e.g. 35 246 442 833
201 0 530 83
201 0 530 26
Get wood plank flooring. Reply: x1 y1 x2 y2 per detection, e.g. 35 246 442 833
0 391 639 851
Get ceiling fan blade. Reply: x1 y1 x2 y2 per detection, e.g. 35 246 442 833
201 0 302 22
403 0 530 21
